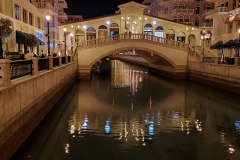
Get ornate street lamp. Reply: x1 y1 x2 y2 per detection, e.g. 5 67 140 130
63 27 66 55
70 33 73 53
0 22 3 59
46 14 51 56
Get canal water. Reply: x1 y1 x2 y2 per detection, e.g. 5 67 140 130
11 59 240 160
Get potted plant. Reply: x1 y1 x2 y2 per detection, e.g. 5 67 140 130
0 18 14 59
25 34 39 52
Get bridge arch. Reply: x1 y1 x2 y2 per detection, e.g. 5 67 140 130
79 45 179 70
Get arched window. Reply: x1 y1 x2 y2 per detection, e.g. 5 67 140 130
173 2 179 9
98 25 107 29
195 17 200 26
179 2 185 9
179 15 184 22
173 15 178 22
184 15 190 22
196 4 201 14
185 2 191 9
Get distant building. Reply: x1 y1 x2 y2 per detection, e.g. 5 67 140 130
141 0 214 28
65 15 83 23
0 0 69 55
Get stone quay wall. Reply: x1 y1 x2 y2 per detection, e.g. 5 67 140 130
188 61 240 94
0 62 77 160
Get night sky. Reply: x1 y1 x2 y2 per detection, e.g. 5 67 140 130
65 0 143 19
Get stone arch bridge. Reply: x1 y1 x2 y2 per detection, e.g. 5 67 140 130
75 33 198 80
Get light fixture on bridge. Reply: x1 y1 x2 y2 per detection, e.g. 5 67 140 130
152 20 157 25
46 13 51 56
77 25 80 28
83 25 87 29
63 27 66 55
106 20 110 25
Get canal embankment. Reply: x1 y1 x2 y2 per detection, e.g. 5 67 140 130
0 62 77 160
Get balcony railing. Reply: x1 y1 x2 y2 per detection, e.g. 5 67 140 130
58 0 67 8
159 10 169 14
33 2 54 12
159 0 169 5
58 12 68 19
206 7 228 17
172 8 194 14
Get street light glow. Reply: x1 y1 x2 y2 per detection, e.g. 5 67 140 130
46 14 50 21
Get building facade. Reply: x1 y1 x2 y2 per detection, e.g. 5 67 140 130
142 0 214 28
0 0 68 56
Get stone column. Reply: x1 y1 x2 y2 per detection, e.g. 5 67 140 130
65 55 68 63
0 59 12 86
32 58 39 75
59 56 62 66
48 56 53 70
234 57 240 66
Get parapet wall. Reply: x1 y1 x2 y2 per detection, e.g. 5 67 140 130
0 62 77 160
188 61 240 94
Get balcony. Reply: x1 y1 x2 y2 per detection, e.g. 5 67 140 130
33 2 54 12
182 22 193 26
202 21 213 27
159 0 169 5
202 8 214 16
172 8 194 14
58 0 68 8
58 12 68 20
159 10 169 15
206 7 228 18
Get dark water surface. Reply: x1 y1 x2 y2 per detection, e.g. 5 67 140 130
11 59 240 160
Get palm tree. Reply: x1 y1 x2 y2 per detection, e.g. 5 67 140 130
0 18 14 59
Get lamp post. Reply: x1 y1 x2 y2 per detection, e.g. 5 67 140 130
46 14 51 56
70 33 73 54
238 29 240 56
0 22 4 59
63 27 66 55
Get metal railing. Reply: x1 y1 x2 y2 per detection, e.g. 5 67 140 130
62 57 66 64
53 57 59 67
77 33 188 51
206 7 228 17
38 58 49 71
10 60 33 80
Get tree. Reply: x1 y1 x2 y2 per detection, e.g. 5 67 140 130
0 18 14 59
25 34 39 51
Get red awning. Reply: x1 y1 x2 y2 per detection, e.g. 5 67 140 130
225 16 234 24
200 30 212 35
233 13 240 21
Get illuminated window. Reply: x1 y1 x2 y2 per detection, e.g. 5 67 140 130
29 13 33 25
22 9 27 23
14 4 20 20
37 18 40 29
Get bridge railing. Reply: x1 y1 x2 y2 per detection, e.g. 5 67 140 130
77 33 188 51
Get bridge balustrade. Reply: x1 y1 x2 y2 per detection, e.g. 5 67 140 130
77 33 188 51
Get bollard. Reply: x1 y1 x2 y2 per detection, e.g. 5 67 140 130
48 56 53 70
59 56 62 66
0 59 12 86
32 58 39 75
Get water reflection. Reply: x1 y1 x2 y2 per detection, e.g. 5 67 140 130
11 60 240 160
